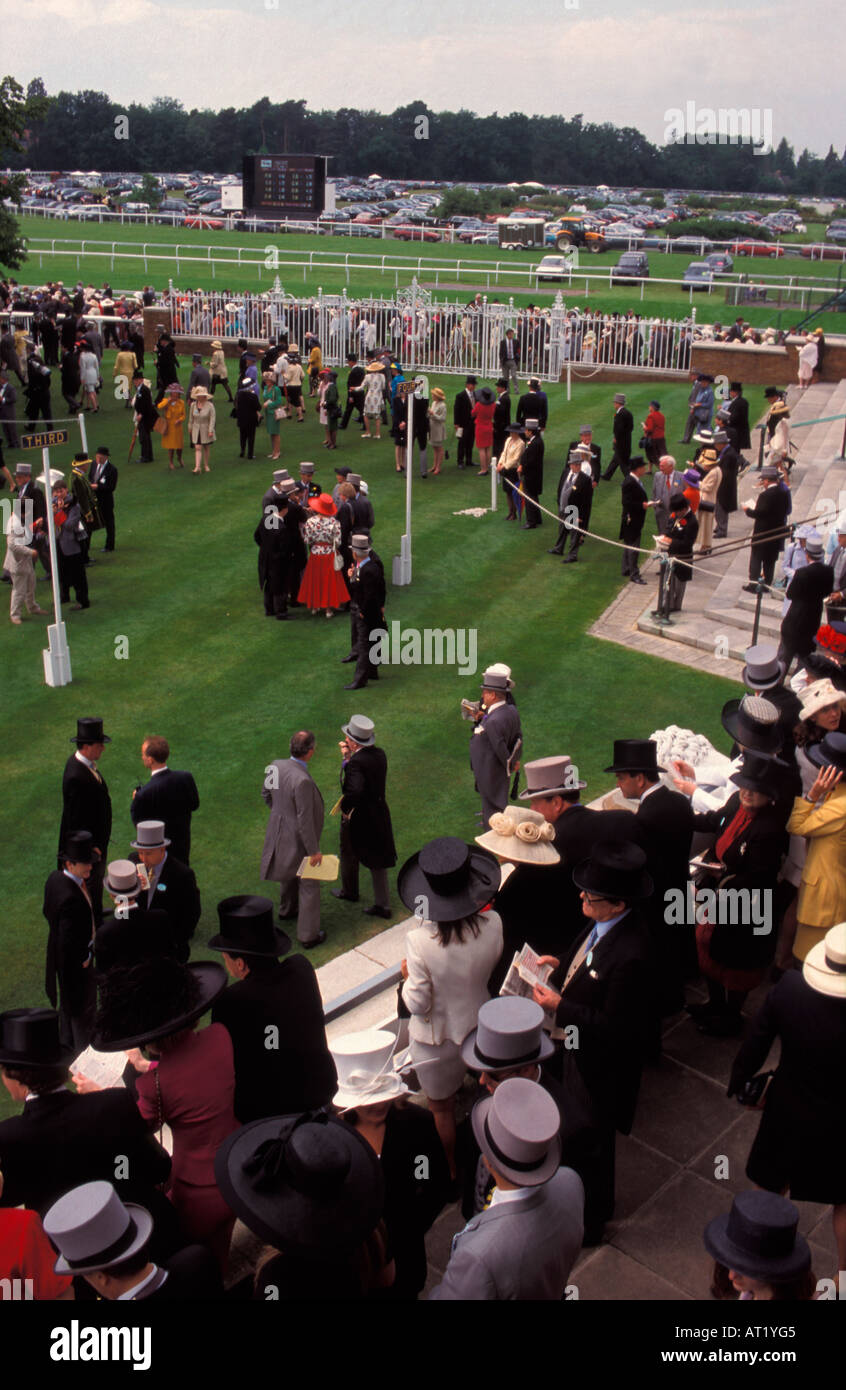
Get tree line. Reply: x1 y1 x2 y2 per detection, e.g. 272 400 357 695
6 79 846 197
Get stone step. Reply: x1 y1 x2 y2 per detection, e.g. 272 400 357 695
635 611 750 663
711 604 781 639
735 590 786 616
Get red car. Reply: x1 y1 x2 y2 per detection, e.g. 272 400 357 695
731 239 783 258
801 243 846 261
182 214 224 230
391 225 441 242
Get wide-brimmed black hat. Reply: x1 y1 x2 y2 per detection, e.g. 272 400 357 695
729 751 783 799
474 386 495 405
91 962 228 1052
70 716 111 745
720 696 782 755
572 842 653 902
398 837 500 921
0 1008 74 1072
214 1112 384 1257
806 730 846 773
62 830 95 864
604 739 664 776
704 1191 810 1281
208 894 290 958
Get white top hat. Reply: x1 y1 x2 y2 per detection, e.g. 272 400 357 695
331 1028 409 1110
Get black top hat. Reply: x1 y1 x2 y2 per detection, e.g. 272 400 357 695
397 837 500 921
208 894 290 958
704 1191 810 1281
572 841 653 903
70 716 111 745
729 750 783 799
604 739 664 776
807 730 846 773
91 962 228 1052
628 455 648 471
214 1111 384 1256
0 1008 74 1072
720 696 782 755
62 830 95 864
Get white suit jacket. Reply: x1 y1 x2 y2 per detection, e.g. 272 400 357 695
401 911 503 1046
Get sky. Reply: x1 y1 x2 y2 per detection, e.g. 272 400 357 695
6 0 845 159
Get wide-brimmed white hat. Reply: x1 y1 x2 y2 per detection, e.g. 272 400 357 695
803 923 846 999
799 678 846 723
331 1028 409 1111
475 806 559 865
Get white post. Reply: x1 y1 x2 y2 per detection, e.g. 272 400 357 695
491 462 497 513
77 411 89 457
566 363 572 402
40 446 72 687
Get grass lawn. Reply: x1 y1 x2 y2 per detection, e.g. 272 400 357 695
17 214 846 334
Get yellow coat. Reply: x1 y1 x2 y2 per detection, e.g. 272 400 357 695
113 350 138 396
156 397 185 450
787 786 846 954
308 346 323 374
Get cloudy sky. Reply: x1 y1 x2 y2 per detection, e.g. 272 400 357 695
7 0 844 158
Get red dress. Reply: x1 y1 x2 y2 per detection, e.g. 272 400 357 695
472 401 496 449
297 515 350 610
0 1209 73 1299
137 1023 239 1271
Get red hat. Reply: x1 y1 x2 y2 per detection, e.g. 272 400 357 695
309 493 337 518
816 624 846 656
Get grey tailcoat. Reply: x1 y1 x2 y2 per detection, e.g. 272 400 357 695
260 758 324 882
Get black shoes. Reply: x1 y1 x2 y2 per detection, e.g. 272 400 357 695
630 575 647 585
341 654 355 663
547 548 563 555
561 555 579 564
742 583 759 593
364 905 392 919
331 890 359 902
302 931 327 949
344 680 367 689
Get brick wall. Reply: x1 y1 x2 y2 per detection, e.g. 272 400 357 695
691 338 845 386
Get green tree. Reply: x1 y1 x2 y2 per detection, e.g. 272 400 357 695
0 75 49 269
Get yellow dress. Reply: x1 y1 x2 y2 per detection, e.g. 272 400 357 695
156 397 185 451
786 785 846 959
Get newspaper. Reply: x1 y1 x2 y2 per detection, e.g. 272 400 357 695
71 1045 127 1090
297 853 340 882
499 943 553 999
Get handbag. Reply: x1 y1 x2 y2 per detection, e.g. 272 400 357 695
699 499 716 513
333 548 344 571
274 406 287 420
153 417 167 435
735 1071 774 1109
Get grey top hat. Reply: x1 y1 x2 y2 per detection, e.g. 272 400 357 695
299 461 315 474
44 1181 154 1276
350 533 371 552
348 473 362 488
578 424 592 435
613 393 626 405
523 418 540 432
462 997 554 1072
130 820 171 851
567 450 585 466
277 479 298 496
518 755 586 798
805 537 825 558
471 1077 561 1187
104 859 143 899
743 643 785 691
759 465 782 481
14 462 32 475
480 667 510 693
712 430 728 446
342 714 375 747
272 468 290 484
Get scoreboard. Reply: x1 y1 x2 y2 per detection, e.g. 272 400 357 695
242 155 327 217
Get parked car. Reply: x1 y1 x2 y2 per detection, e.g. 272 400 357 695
682 261 715 291
801 242 846 261
705 251 734 274
732 239 783 258
182 214 224 230
671 235 715 253
610 250 650 284
825 225 846 244
536 254 573 281
390 225 441 241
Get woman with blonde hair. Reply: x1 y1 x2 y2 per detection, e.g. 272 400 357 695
428 387 447 474
189 385 216 474
156 382 185 470
362 361 386 440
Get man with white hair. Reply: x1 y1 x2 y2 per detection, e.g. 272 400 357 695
651 455 684 537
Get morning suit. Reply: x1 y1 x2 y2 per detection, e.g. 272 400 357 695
132 382 158 463
469 700 522 828
551 466 593 557
566 438 602 484
429 1167 584 1300
56 501 89 609
43 868 97 1052
519 433 544 527
604 407 633 479
94 905 178 972
714 442 740 536
453 386 476 469
131 767 200 866
58 751 111 905
725 393 751 451
619 472 648 577
260 757 324 943
130 1246 224 1301
745 484 791 587
211 956 336 1123
88 455 118 551
498 336 521 392
780 562 834 668
515 389 548 431
128 851 201 962
652 467 685 538
339 744 396 908
492 390 511 459
636 784 694 1011
348 554 385 687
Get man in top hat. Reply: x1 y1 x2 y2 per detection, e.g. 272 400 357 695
723 381 751 452
298 460 320 499
209 895 337 1123
681 373 714 445
131 736 200 867
58 717 112 913
619 457 652 584
260 729 325 947
43 832 99 1052
533 842 656 1240
713 428 740 538
779 535 834 674
549 448 593 561
605 739 694 1016
340 351 366 431
331 462 353 508
743 467 792 593
332 715 396 918
741 643 802 762
429 1077 584 1299
654 490 698 619
69 453 102 566
515 378 548 432
128 821 201 963
93 859 179 973
470 666 522 829
490 378 511 462
348 472 375 532
188 353 211 397
0 1011 174 1240
671 694 784 813
43 1180 223 1301
600 393 633 481
453 375 477 470
566 424 601 487
517 419 544 529
87 446 118 553
254 477 299 620
499 328 520 393
345 533 385 690
12 460 48 576
131 369 157 463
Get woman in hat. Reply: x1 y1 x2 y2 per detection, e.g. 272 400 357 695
764 400 791 467
188 385 216 473
689 754 790 1035
234 375 262 459
787 731 846 961
477 807 566 993
471 385 496 476
281 349 305 423
641 400 666 471
695 449 722 555
794 678 846 770
319 369 340 450
155 382 185 471
681 466 701 514
307 340 322 397
362 361 386 440
297 492 349 617
427 386 446 473
496 424 525 521
89 957 237 1272
260 371 284 461
331 1028 450 1300
704 1191 815 1301
208 339 233 402
728 922 846 1273
797 334 818 391
398 837 503 1177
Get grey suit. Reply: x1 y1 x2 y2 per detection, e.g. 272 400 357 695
469 701 522 829
429 1167 584 1300
652 469 684 538
260 757 324 943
